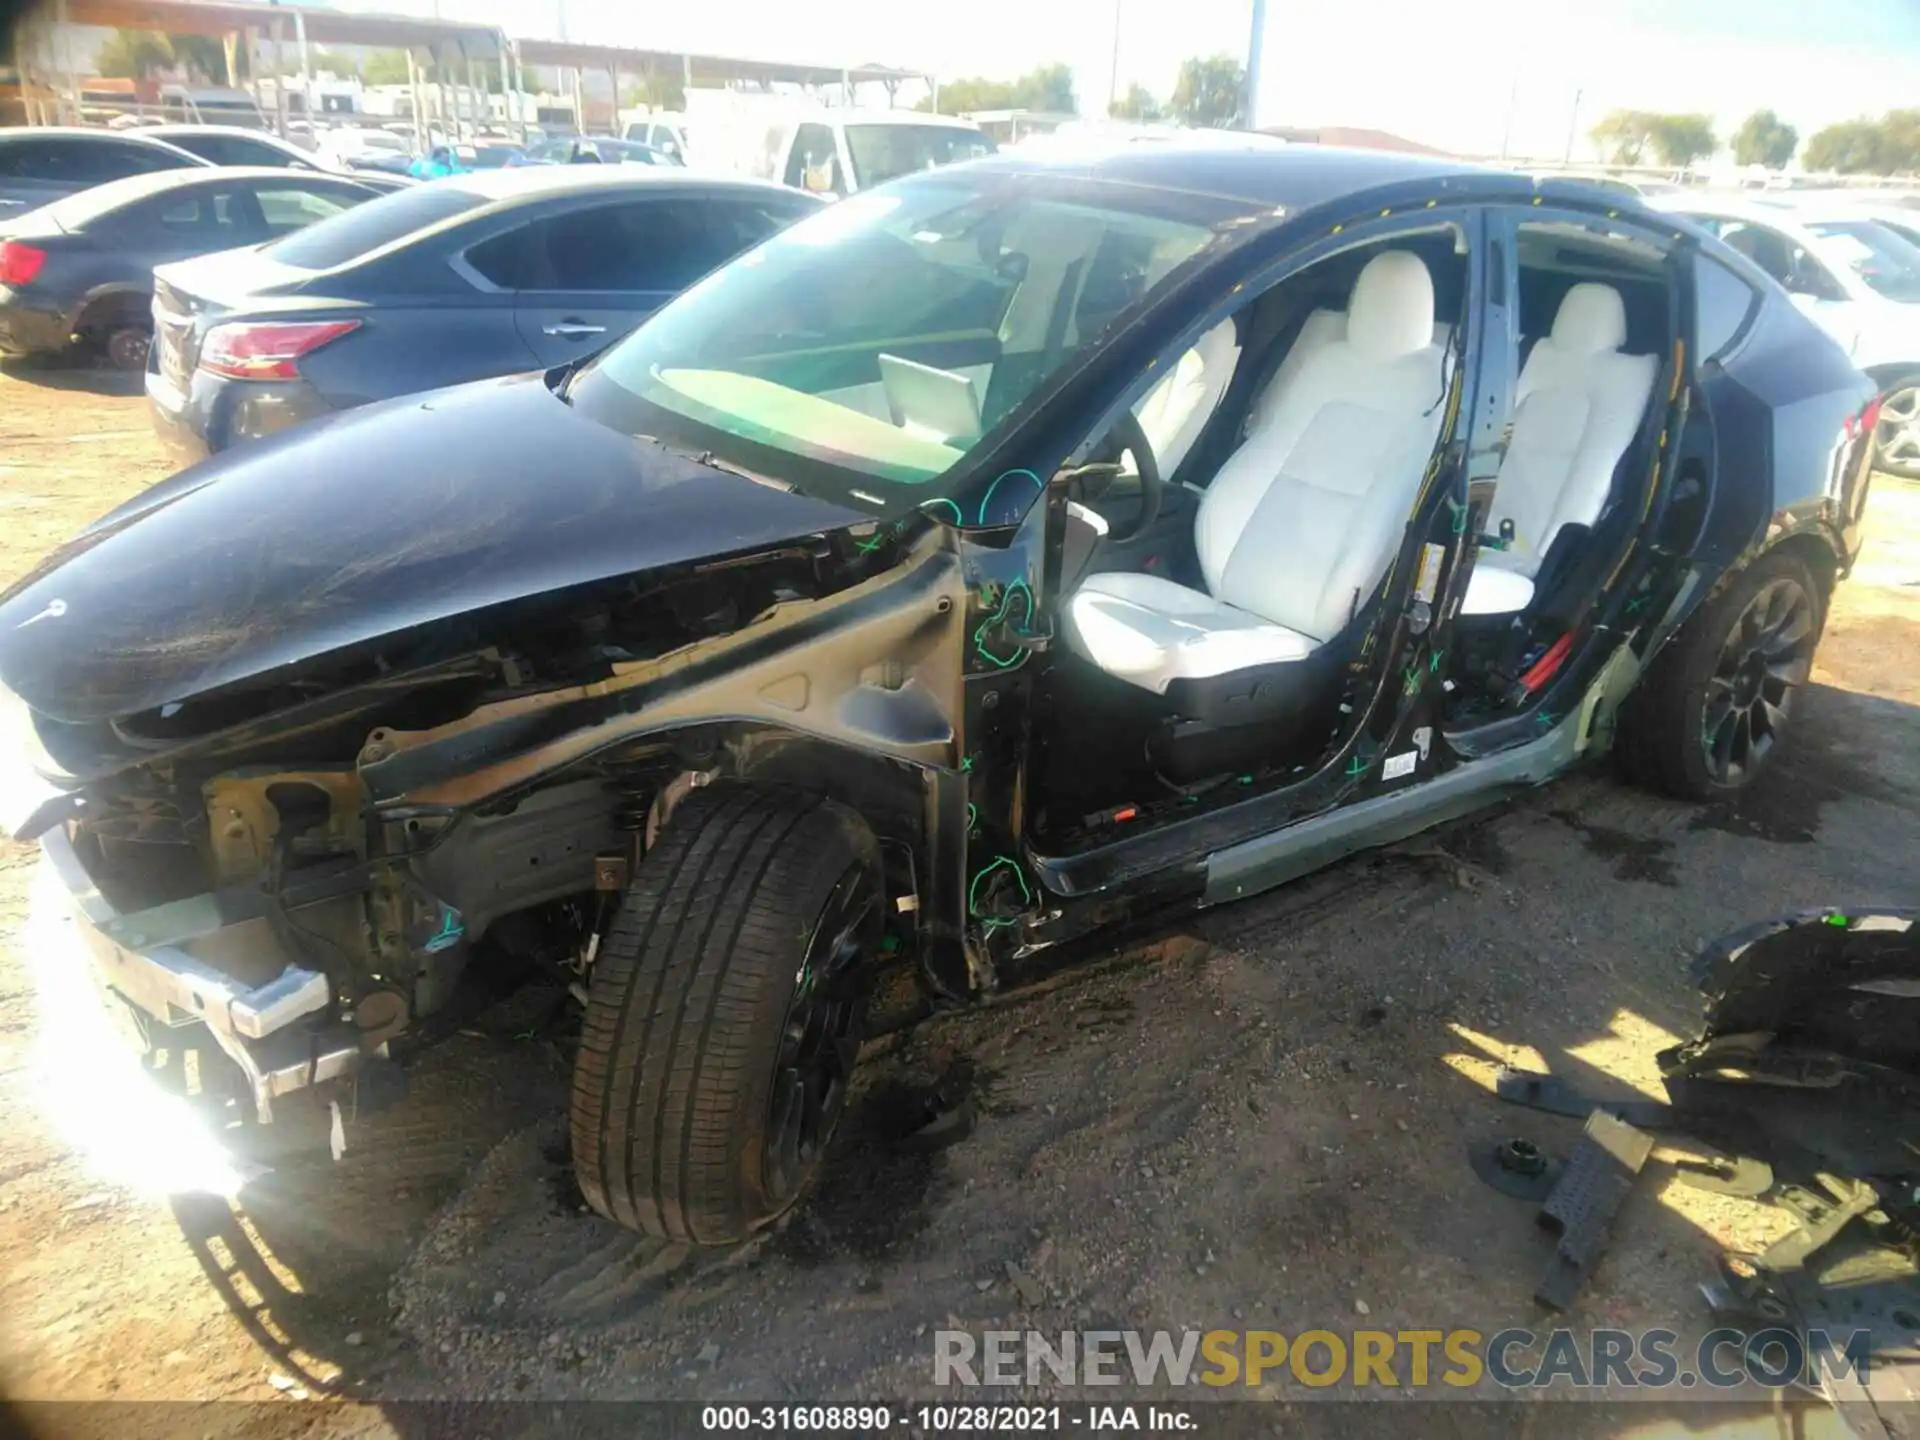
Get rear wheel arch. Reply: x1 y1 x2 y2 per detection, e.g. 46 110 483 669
1758 529 1840 604
71 286 154 368
71 285 151 336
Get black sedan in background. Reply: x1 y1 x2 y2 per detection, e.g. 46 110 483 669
0 166 386 368
147 167 819 457
0 127 211 215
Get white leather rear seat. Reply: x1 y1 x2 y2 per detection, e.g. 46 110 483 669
1462 282 1658 616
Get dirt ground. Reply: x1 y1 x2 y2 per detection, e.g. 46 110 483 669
2 357 1920 1436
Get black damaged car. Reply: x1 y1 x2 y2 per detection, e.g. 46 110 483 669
0 141 1879 1244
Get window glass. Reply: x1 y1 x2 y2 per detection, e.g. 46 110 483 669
786 123 840 193
172 133 289 167
842 124 994 190
470 200 750 292
1 137 176 182
130 186 248 241
264 184 487 269
703 196 815 258
567 176 1228 512
1694 254 1760 360
78 140 186 179
0 140 58 178
1806 220 1920 303
254 184 359 236
1713 219 1846 301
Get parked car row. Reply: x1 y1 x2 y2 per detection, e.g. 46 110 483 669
1647 189 1920 477
148 166 817 455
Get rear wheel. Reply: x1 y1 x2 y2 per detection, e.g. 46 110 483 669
1617 551 1825 801
75 297 152 372
569 783 881 1244
1873 375 1920 480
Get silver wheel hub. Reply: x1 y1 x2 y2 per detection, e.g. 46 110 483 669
1876 384 1920 470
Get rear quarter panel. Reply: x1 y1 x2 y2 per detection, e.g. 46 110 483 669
1699 286 1876 576
239 227 535 410
292 300 535 408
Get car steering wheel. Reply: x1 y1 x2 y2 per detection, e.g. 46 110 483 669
1098 410 1164 545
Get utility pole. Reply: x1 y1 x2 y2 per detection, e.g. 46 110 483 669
1107 0 1122 117
1240 0 1265 129
1498 75 1518 160
1563 87 1583 165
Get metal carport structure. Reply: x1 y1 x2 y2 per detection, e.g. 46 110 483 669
11 0 933 146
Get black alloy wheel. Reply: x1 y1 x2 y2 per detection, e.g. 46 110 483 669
763 865 880 1207
1700 574 1817 786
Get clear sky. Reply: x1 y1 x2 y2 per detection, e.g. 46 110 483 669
334 0 1920 159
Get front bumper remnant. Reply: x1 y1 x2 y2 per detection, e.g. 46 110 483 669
44 826 363 1121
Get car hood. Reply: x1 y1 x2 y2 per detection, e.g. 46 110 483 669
0 372 866 726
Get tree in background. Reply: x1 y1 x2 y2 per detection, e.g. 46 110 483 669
1803 110 1920 175
1016 62 1075 114
918 63 1076 116
1646 113 1716 167
1590 109 1654 164
1731 108 1797 168
1110 82 1162 122
1170 54 1244 128
167 34 235 83
1590 109 1715 167
95 28 177 80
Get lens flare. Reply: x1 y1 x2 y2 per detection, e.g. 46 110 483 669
21 857 247 1198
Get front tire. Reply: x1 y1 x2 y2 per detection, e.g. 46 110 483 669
1617 551 1825 801
569 783 881 1244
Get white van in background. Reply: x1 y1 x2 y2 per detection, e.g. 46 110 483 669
680 92 994 197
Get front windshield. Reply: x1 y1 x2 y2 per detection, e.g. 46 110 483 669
1806 220 1920 302
567 175 1235 518
844 125 995 189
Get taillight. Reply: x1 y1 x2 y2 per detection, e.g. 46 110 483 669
198 319 360 381
0 241 47 288
1844 393 1885 442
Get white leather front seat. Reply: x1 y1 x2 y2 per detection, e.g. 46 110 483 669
1065 250 1450 698
1463 282 1659 616
1131 318 1241 481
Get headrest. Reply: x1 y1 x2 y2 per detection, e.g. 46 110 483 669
1550 282 1628 355
1347 251 1436 361
1194 315 1241 366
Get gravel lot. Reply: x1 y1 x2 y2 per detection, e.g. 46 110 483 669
1 357 1918 1437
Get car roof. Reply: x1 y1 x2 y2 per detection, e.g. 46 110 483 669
1649 190 1851 239
0 126 211 162
145 123 298 144
438 165 800 206
1742 191 1915 226
830 111 986 131
962 137 1494 211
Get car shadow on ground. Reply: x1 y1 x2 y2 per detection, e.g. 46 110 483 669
142 681 1920 1429
0 354 144 398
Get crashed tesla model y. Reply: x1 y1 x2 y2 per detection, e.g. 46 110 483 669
0 141 1880 1243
